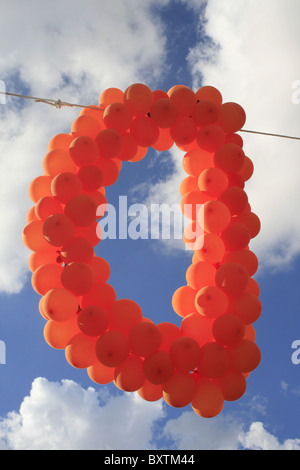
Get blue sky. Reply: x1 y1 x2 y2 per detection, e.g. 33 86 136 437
0 0 300 450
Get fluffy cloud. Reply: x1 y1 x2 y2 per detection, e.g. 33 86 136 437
239 422 300 450
0 377 165 450
0 0 171 294
0 377 299 450
186 0 300 271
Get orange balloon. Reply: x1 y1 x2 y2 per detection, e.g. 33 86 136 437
26 206 38 223
43 149 77 177
87 361 115 385
244 324 256 342
212 313 245 346
114 354 145 392
186 261 216 291
43 287 79 321
28 175 52 203
129 321 162 357
217 370 247 402
170 116 197 146
35 196 63 221
79 106 104 125
198 342 229 378
23 220 51 252
61 261 95 296
77 165 103 192
226 134 244 148
195 86 223 107
95 330 129 367
143 350 174 385
130 116 159 147
60 237 94 264
192 100 219 127
103 102 133 132
64 194 98 227
180 176 199 196
96 157 120 186
48 133 74 151
95 128 124 159
197 125 226 152
218 102 246 133
77 305 108 336
151 127 174 151
150 98 178 128
220 222 251 251
157 322 181 352
99 87 124 109
182 147 213 177
28 250 62 272
75 221 102 247
44 315 80 350
89 256 110 283
137 380 163 402
71 115 102 139
229 292 262 325
43 213 76 247
192 378 224 418
214 143 245 174
219 187 248 215
172 285 197 318
237 156 254 182
215 262 249 297
222 249 259 277
180 312 213 346
65 333 98 369
194 233 226 264
180 190 210 221
81 282 116 311
163 370 196 408
169 336 201 371
117 132 139 161
198 200 231 234
229 339 261 373
108 299 143 336
51 172 83 204
246 278 260 297
195 286 229 319
31 264 63 295
168 86 197 116
123 83 153 116
198 167 228 197
234 211 261 239
69 136 99 167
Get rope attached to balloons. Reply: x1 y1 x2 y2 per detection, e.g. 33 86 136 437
22 84 262 419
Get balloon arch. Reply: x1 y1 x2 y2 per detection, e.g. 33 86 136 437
22 84 261 418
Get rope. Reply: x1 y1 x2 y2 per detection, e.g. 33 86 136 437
0 91 104 111
1 90 300 141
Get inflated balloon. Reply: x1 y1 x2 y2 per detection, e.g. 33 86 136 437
23 83 261 419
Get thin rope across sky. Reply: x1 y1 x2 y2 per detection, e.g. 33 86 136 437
1 90 300 141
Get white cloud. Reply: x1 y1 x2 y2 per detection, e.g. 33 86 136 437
239 422 300 451
0 0 171 294
0 377 298 450
0 377 165 450
186 0 300 271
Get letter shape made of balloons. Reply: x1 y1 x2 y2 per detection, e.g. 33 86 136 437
23 83 261 419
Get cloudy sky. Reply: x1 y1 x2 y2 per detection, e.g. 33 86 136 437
0 0 300 451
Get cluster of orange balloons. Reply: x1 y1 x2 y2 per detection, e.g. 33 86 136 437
23 83 261 419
